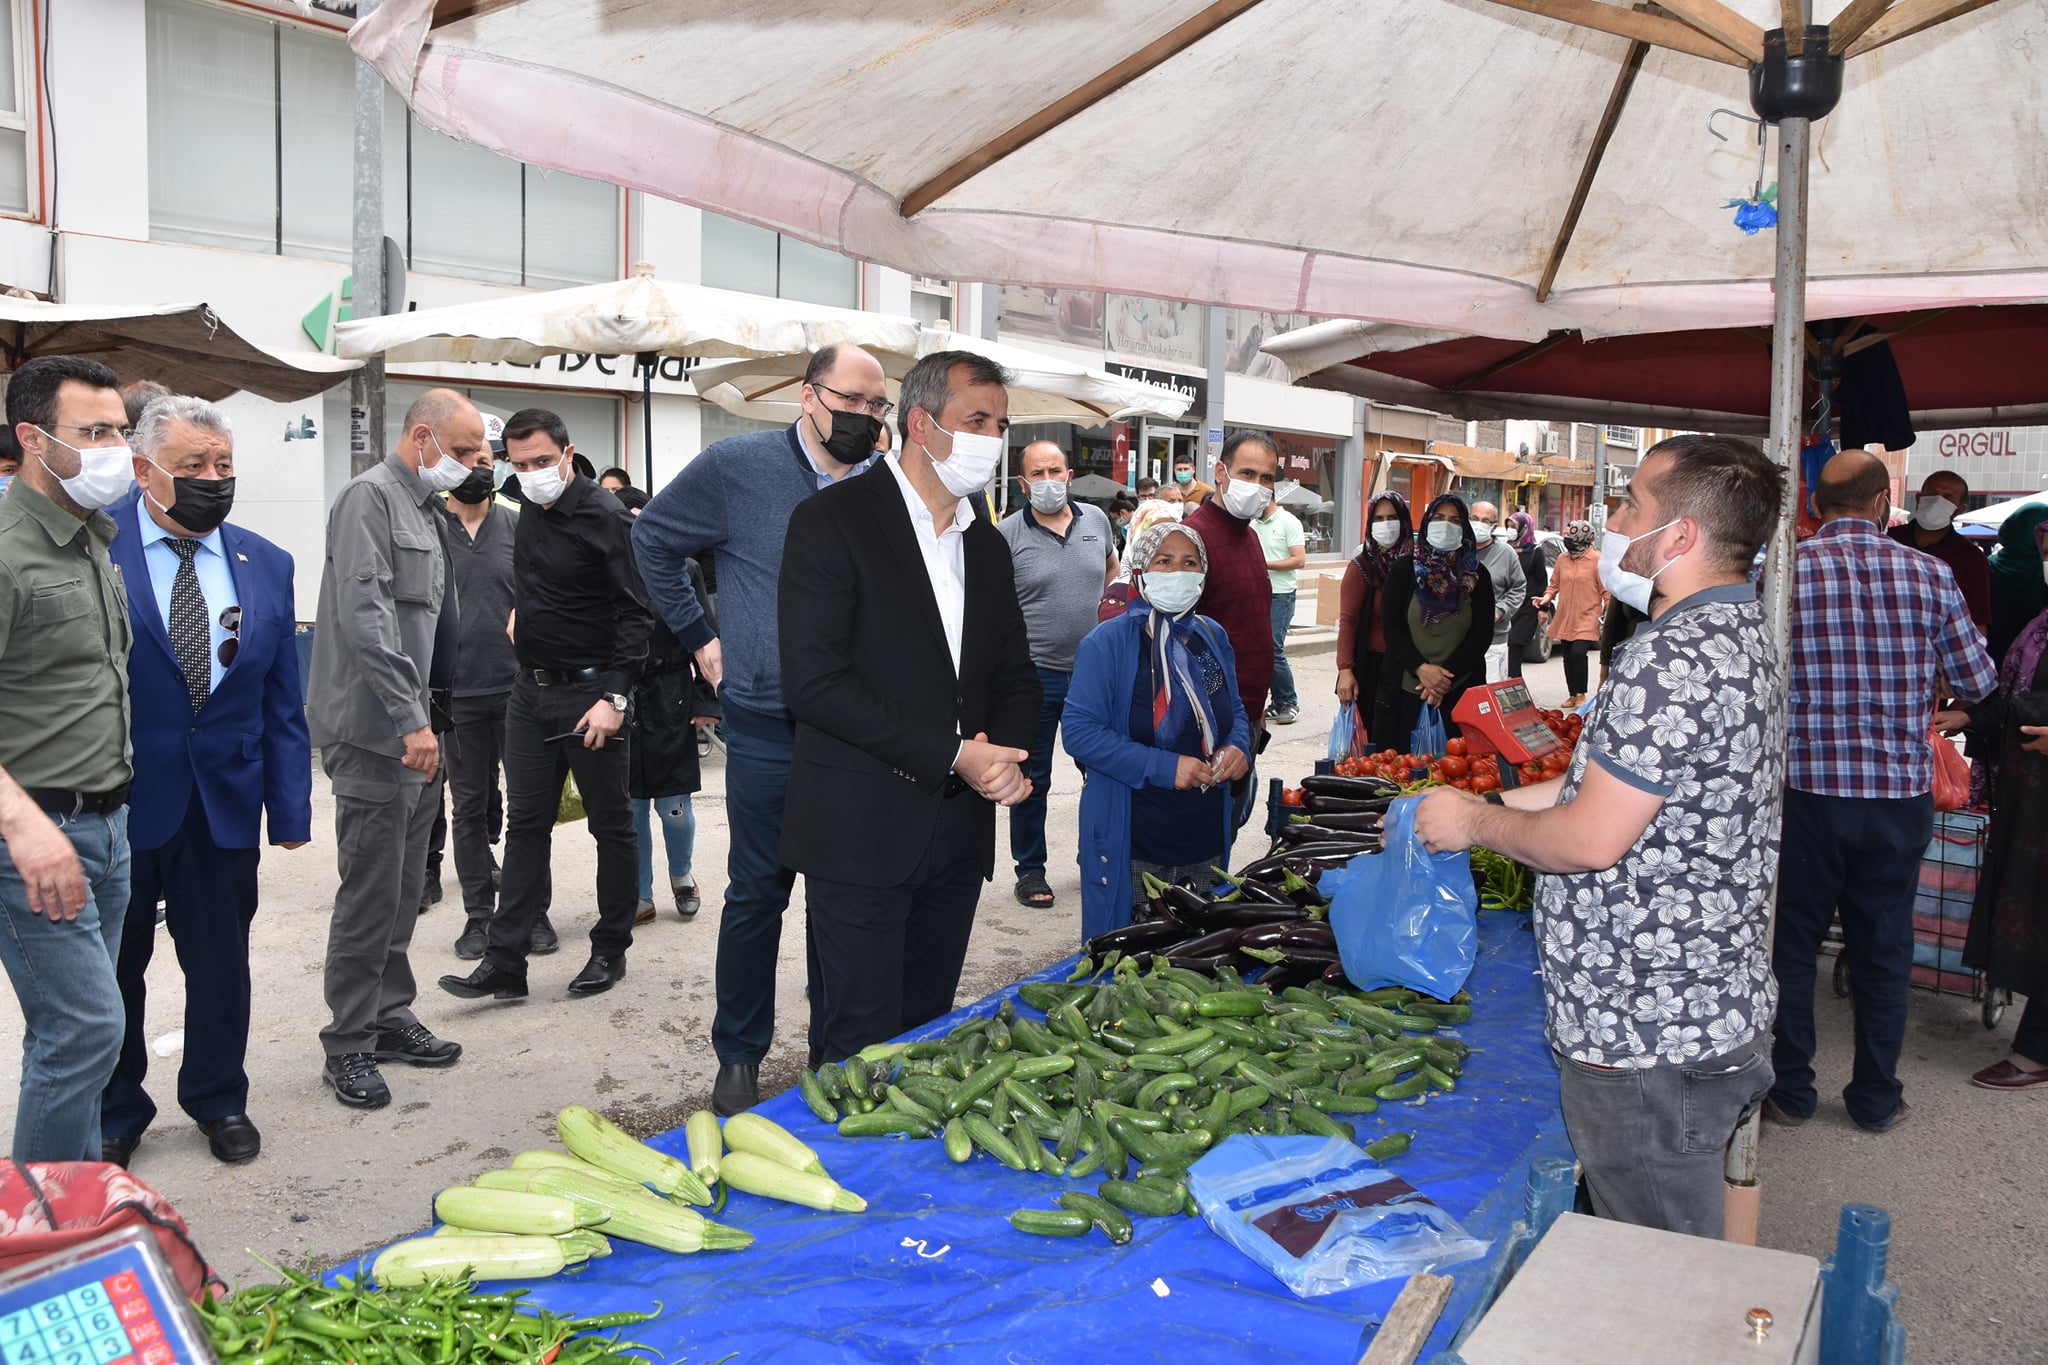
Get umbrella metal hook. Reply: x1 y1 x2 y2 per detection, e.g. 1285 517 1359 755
1708 108 1768 201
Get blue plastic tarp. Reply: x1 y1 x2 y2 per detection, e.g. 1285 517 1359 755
340 911 1569 1363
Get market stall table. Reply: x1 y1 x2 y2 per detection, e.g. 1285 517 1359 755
343 911 1569 1362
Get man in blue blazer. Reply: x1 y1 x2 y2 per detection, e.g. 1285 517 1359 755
99 396 311 1167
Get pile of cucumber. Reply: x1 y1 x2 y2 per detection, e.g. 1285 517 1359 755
797 960 1471 1242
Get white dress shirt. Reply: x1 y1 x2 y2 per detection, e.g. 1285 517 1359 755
883 452 973 675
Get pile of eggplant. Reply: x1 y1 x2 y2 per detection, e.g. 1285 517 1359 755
1085 774 1398 989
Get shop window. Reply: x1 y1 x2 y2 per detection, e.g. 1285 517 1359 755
148 0 618 285
700 212 858 307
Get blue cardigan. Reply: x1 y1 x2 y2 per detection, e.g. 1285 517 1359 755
1062 605 1252 943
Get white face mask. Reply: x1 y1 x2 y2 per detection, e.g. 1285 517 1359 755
925 420 1004 498
38 430 134 511
1370 521 1402 548
1425 521 1464 552
1597 519 1679 614
1221 478 1272 520
519 453 569 507
1469 520 1495 541
1913 494 1957 532
1140 569 1205 617
421 431 475 493
1027 478 1069 514
1493 524 1516 542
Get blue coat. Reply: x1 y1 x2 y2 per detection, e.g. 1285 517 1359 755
110 498 313 852
1062 605 1251 944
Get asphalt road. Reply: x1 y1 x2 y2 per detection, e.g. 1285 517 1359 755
0 642 2037 1360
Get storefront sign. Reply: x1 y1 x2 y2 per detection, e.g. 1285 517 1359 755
1103 362 1207 413
1272 431 1336 489
1936 429 2021 457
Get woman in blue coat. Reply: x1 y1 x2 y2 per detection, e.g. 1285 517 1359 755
1063 521 1253 943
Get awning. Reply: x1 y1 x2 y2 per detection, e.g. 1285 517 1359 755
0 297 356 403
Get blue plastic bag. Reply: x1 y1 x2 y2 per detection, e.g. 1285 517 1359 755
1322 797 1477 999
1328 701 1367 762
1409 704 1447 758
1188 1134 1489 1298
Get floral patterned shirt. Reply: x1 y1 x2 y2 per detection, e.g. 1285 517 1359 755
1535 582 1784 1069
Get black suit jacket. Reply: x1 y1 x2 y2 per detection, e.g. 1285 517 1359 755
778 463 1040 887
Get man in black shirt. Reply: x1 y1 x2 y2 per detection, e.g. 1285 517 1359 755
439 409 651 1000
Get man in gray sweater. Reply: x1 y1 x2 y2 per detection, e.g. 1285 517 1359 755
1468 499 1526 683
633 344 891 1114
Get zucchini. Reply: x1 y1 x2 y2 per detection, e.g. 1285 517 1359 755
372 1235 565 1286
723 1112 829 1175
684 1111 722 1188
432 1188 588 1236
557 1105 712 1205
518 1168 755 1251
1009 1208 1091 1238
720 1151 867 1213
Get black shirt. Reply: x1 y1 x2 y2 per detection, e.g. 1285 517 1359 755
511 475 652 695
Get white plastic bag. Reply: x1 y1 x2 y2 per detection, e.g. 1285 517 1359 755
1187 1134 1488 1298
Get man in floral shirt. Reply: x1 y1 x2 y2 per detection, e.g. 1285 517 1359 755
1416 435 1786 1237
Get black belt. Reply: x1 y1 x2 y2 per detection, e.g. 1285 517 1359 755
529 666 605 687
27 785 129 817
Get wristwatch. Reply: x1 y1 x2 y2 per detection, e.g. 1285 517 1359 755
1482 792 1505 807
602 692 630 713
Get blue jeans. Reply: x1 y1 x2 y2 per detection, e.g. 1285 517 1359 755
634 794 698 902
1269 590 1298 710
0 806 131 1161
1008 666 1071 882
713 700 819 1065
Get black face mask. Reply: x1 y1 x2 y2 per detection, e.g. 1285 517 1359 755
811 406 882 467
157 475 236 536
450 468 495 504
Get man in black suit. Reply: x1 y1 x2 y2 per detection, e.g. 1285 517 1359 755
778 351 1040 1062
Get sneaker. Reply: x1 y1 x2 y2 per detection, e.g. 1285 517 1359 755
323 1053 390 1109
374 1022 463 1068
1854 1098 1911 1134
1272 703 1300 725
454 918 488 960
529 915 559 955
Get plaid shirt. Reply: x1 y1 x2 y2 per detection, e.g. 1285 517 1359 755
1788 519 1997 798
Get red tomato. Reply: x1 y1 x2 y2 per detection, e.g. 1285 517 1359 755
1282 787 1305 807
1445 738 1468 758
1438 755 1470 779
1471 773 1499 794
1450 777 1472 791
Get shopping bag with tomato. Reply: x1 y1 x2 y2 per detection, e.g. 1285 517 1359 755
1328 702 1369 763
1322 797 1477 999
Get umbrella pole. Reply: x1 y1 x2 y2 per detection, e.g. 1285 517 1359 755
638 351 656 489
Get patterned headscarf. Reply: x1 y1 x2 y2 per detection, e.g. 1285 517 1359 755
1507 510 1537 550
1413 494 1481 626
1353 490 1412 588
1126 522 1222 759
1564 519 1595 556
1112 499 1186 584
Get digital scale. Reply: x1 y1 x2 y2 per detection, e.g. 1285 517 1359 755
1451 679 1563 765
0 1228 214 1365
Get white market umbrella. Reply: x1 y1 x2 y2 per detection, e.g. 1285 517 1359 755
690 328 1195 426
333 264 920 366
1957 491 2048 529
0 297 355 402
1068 473 1129 500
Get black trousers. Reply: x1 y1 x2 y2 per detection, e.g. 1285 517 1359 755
445 691 511 916
485 677 638 974
1559 639 1593 696
1770 788 1932 1128
806 795 982 1062
102 791 260 1139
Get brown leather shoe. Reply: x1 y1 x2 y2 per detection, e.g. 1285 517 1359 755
1971 1058 2048 1090
633 898 656 926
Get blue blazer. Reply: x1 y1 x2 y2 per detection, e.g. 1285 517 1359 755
1062 605 1251 944
110 498 313 853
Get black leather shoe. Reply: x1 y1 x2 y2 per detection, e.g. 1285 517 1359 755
197 1115 261 1164
712 1063 759 1117
454 918 489 960
101 1134 140 1168
567 954 625 996
438 964 529 1000
530 915 559 955
323 1053 390 1109
375 1022 463 1067
418 868 443 914
674 881 701 918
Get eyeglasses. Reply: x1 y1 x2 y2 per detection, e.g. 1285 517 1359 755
811 382 893 420
218 605 240 669
45 423 136 445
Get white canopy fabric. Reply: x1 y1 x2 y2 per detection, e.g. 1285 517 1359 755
333 266 922 366
1957 491 2048 529
690 328 1194 426
0 297 355 403
353 1 2048 342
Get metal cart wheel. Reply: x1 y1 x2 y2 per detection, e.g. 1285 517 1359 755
1983 989 2008 1030
1832 955 1851 998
